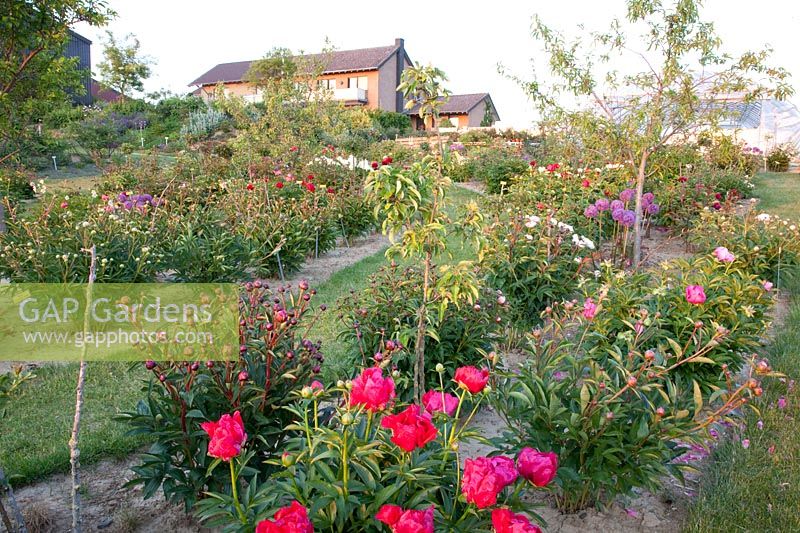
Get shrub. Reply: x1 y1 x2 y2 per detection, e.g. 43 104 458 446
481 210 595 322
368 109 412 137
180 108 228 140
119 282 325 511
337 263 508 391
493 272 777 512
470 147 529 193
703 134 761 176
0 167 35 201
0 192 164 282
766 143 796 172
689 209 800 281
194 365 552 531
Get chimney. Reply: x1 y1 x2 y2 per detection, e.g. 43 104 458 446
395 38 404 49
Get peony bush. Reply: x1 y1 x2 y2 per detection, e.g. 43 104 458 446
193 365 554 531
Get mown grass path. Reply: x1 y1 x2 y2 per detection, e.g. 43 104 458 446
683 171 800 532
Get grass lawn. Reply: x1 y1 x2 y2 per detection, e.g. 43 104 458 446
683 173 800 532
683 273 800 532
752 171 800 220
0 184 479 485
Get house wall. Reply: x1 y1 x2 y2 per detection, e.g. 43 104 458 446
316 71 380 108
377 53 397 111
65 31 92 105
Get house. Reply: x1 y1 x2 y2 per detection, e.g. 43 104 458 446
407 93 500 130
189 39 412 112
90 79 125 103
65 30 93 105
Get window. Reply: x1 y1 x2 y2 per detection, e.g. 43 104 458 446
318 79 336 90
348 76 368 89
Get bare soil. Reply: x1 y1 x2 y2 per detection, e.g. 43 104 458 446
11 455 206 533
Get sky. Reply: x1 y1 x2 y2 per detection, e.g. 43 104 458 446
74 0 800 129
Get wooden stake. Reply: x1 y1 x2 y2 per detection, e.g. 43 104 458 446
70 245 97 533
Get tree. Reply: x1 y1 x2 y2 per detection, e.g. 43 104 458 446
398 64 450 132
514 0 793 266
0 0 113 161
97 31 153 98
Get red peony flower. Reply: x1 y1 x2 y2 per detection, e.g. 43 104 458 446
685 285 706 305
200 411 247 461
491 508 542 533
305 182 316 193
256 501 313 533
376 504 434 533
516 447 558 487
380 404 438 452
326 187 335 194
275 181 284 189
422 389 459 416
581 179 590 188
678 175 688 183
371 161 379 170
382 156 393 165
712 201 722 210
454 366 490 394
289 146 299 152
349 367 396 412
529 160 537 167
462 456 508 509
246 183 255 191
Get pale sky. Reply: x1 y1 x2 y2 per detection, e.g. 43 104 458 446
74 0 800 129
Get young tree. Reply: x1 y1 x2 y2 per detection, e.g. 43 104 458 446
516 0 793 266
0 0 113 161
398 64 451 132
97 31 153 98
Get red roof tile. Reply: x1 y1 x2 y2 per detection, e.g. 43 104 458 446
190 44 403 86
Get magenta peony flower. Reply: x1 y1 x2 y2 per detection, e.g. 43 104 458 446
583 297 598 319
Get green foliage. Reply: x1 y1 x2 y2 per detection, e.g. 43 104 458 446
368 109 412 138
180 108 228 140
0 0 113 157
0 366 36 418
690 209 800 281
337 263 508 390
0 166 35 201
481 210 592 322
194 367 543 532
97 31 153 97
68 108 146 166
468 146 529 194
766 143 796 172
701 133 761 177
494 258 777 511
398 64 451 130
119 283 323 511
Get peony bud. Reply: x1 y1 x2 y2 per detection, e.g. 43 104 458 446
435 363 445 374
341 412 354 426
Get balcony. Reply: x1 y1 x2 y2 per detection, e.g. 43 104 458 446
332 87 368 104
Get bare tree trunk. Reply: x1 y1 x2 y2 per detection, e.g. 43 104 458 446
70 246 97 533
632 154 648 268
0 466 26 533
413 252 432 404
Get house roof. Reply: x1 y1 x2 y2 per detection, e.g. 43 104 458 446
189 42 409 86
90 79 124 103
407 93 500 120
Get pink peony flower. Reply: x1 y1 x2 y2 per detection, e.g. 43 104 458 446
763 281 774 292
422 389 459 416
516 447 558 487
492 508 542 533
685 285 707 305
583 297 598 319
713 246 735 263
349 367 396 412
